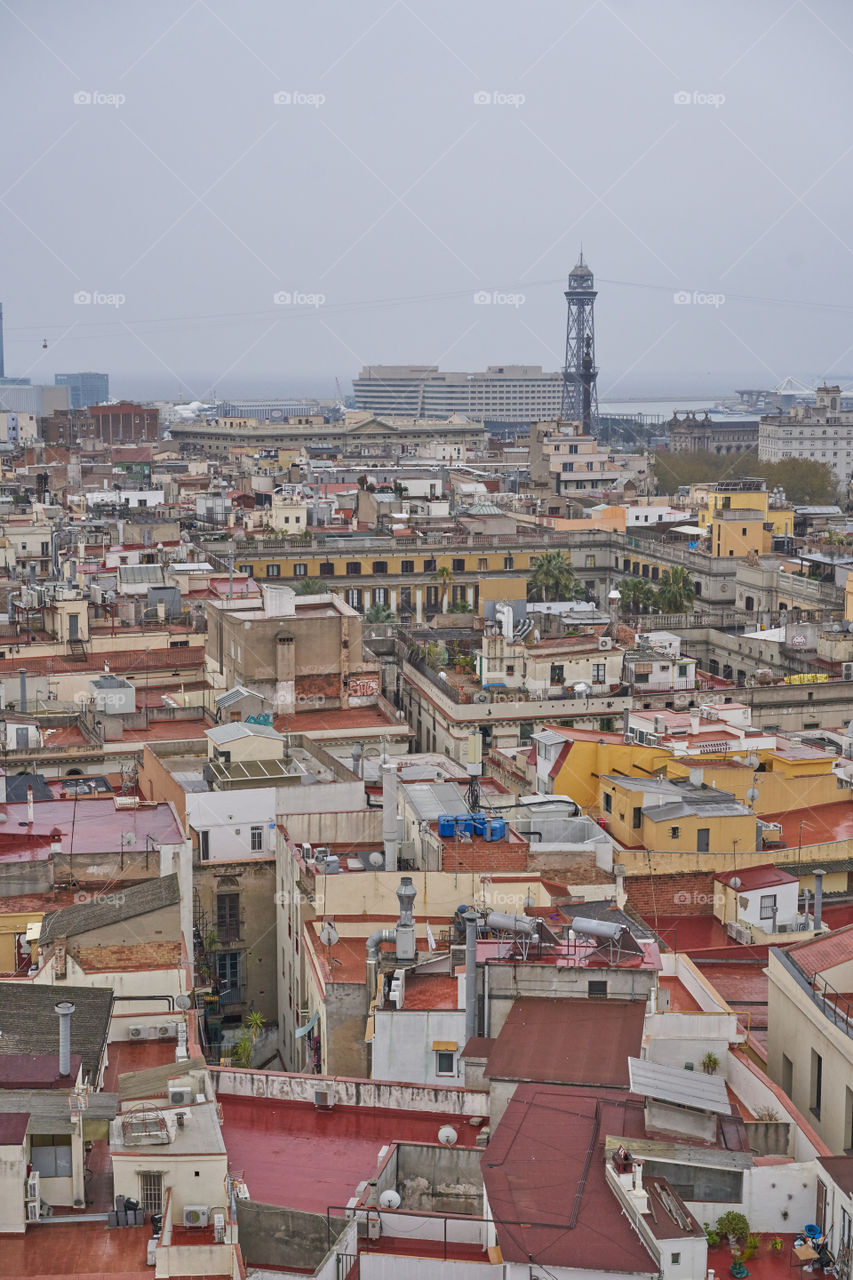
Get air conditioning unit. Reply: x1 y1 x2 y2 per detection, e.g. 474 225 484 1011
129 1025 150 1040
169 1087 192 1106
367 1210 382 1241
314 1088 334 1110
26 1172 40 1201
472 690 491 704
183 1205 209 1228
26 1200 39 1222
156 1023 177 1039
646 734 660 746
301 842 312 859
146 1238 158 1266
598 637 612 650
843 662 853 681
623 731 635 743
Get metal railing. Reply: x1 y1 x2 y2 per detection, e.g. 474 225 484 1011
812 973 853 1039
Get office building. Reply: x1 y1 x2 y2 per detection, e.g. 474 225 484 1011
54 372 109 409
353 364 563 424
759 383 853 486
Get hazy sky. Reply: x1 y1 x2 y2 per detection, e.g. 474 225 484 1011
2 0 853 401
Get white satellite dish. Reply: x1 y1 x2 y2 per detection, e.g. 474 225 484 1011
319 923 339 947
175 994 192 1011
437 1125 458 1147
379 1190 401 1209
368 851 384 868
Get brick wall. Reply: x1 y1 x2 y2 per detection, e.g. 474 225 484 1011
440 838 527 873
625 869 717 916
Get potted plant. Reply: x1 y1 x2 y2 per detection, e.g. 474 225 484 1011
702 1051 720 1075
769 1237 784 1252
717 1211 750 1249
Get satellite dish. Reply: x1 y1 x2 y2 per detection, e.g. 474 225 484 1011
746 787 760 804
368 851 384 868
437 1126 458 1147
122 832 137 846
379 1190 401 1209
744 754 760 769
319 923 339 947
729 876 742 890
175 994 191 1011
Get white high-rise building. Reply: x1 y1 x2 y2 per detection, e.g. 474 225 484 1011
353 364 563 423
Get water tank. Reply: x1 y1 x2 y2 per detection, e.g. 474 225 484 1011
571 916 623 942
488 817 506 841
456 815 474 836
437 815 455 837
486 911 536 936
472 814 487 837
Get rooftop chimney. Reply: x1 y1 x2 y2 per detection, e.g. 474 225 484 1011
381 759 399 872
814 869 826 933
395 876 416 961
55 1001 75 1077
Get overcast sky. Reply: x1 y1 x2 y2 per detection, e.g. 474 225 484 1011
2 0 853 401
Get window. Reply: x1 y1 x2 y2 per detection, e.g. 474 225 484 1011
632 807 642 830
697 828 710 852
504 556 514 570
345 587 363 610
199 830 210 862
670 826 680 839
139 1171 163 1215
759 893 777 920
593 663 606 683
603 792 612 814
435 1050 455 1076
265 564 280 578
217 949 243 997
346 562 361 576
423 558 436 573
506 664 515 676
588 979 608 998
400 560 414 574
319 561 335 576
372 560 388 574
670 1254 681 1267
452 558 465 572
238 564 254 577
585 554 596 568
811 1049 823 1119
373 587 388 605
30 1135 72 1178
550 664 564 685
217 892 241 942
293 563 307 577
250 825 264 853
426 585 440 608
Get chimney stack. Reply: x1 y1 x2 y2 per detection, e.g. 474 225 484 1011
55 1001 75 1077
814 870 826 933
464 909 479 1044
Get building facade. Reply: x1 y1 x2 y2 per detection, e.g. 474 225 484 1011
54 373 109 410
353 365 563 424
759 383 853 486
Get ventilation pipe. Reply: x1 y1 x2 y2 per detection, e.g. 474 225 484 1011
464 910 478 1045
18 668 27 714
381 759 399 872
27 786 34 825
814 869 826 933
55 1001 75 1077
365 877 417 996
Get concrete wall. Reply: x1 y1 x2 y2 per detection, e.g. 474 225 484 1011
485 963 653 1038
112 1151 228 1220
235 1200 349 1271
0 1139 26 1232
372 1009 466 1087
396 1144 483 1217
281 808 382 845
186 790 277 861
213 1067 489 1116
688 1158 818 1235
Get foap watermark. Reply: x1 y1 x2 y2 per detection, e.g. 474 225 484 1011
273 90 325 108
273 290 325 308
73 290 126 308
74 890 126 907
473 90 525 108
673 890 725 907
473 290 526 308
275 890 325 910
673 90 725 109
73 90 126 109
673 290 725 308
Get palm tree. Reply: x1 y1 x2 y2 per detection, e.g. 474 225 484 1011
365 601 396 623
294 577 326 595
655 566 696 613
432 565 454 612
527 551 584 603
618 577 656 614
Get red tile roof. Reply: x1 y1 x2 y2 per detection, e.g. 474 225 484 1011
787 922 853 978
713 864 798 891
484 997 645 1087
0 1111 28 1145
483 1085 657 1273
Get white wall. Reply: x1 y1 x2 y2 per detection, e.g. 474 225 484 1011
186 789 277 861
372 1009 466 1086
0 1140 26 1232
739 882 798 929
688 1159 818 1235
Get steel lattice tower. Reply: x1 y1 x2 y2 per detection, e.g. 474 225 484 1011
561 251 598 432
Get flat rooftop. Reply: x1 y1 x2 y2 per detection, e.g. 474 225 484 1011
0 1221 150 1278
764 800 853 847
218 1094 476 1214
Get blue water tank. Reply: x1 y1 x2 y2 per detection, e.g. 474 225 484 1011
456 815 474 836
488 817 506 841
437 815 455 837
472 814 487 836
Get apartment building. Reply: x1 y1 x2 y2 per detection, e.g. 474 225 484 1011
760 383 853 486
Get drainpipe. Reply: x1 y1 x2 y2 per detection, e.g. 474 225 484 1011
18 668 27 714
55 1000 75 1077
464 910 479 1044
814 870 826 933
381 760 399 872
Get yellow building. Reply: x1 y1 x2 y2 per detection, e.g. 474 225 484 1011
709 510 772 558
0 906 43 973
697 478 794 538
543 728 668 810
598 774 757 855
